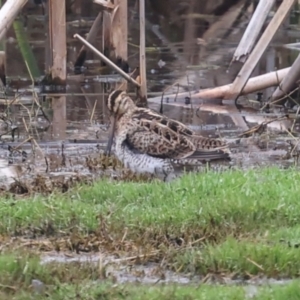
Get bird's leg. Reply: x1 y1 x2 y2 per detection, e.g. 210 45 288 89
158 165 176 182
164 172 177 182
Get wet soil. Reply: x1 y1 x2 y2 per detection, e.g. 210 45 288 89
2 0 300 290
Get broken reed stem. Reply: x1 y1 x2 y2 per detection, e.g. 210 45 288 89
22 117 37 158
139 0 147 99
261 87 299 110
291 105 300 133
12 137 32 151
226 0 295 100
118 68 139 91
270 53 300 104
74 34 141 88
74 12 102 69
90 99 98 124
231 0 276 63
238 115 287 138
246 257 264 271
93 0 115 9
25 60 44 139
25 61 38 98
21 111 44 159
0 0 28 42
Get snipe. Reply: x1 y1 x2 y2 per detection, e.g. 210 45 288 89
105 90 231 181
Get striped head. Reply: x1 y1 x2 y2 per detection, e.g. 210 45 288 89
105 90 135 156
106 90 136 117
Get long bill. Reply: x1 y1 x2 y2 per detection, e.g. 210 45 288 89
105 115 117 156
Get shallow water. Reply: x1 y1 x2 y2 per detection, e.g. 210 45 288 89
41 252 292 286
0 2 299 177
2 3 300 290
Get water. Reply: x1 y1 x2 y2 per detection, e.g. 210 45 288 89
0 1 299 178
41 252 292 286
1 1 300 289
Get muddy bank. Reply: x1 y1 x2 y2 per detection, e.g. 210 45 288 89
41 252 293 286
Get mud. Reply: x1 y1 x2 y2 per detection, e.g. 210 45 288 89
40 252 293 286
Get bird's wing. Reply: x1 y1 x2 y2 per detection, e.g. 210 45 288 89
132 108 227 149
126 110 196 159
127 108 229 160
132 108 196 136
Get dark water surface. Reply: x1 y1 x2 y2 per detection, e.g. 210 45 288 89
1 1 300 173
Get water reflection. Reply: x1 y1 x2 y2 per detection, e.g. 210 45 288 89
0 0 299 171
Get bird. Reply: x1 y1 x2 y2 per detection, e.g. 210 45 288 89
105 90 231 181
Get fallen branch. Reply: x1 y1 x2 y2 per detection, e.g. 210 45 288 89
147 67 291 106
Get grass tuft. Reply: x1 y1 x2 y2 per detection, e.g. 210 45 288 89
1 167 300 279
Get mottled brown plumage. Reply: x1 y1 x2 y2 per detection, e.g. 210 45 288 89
106 90 230 180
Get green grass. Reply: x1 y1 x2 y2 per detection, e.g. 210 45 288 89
172 238 300 276
3 167 300 234
11 281 300 300
0 251 299 300
1 167 300 277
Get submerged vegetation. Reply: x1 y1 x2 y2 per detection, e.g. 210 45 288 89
1 167 300 298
